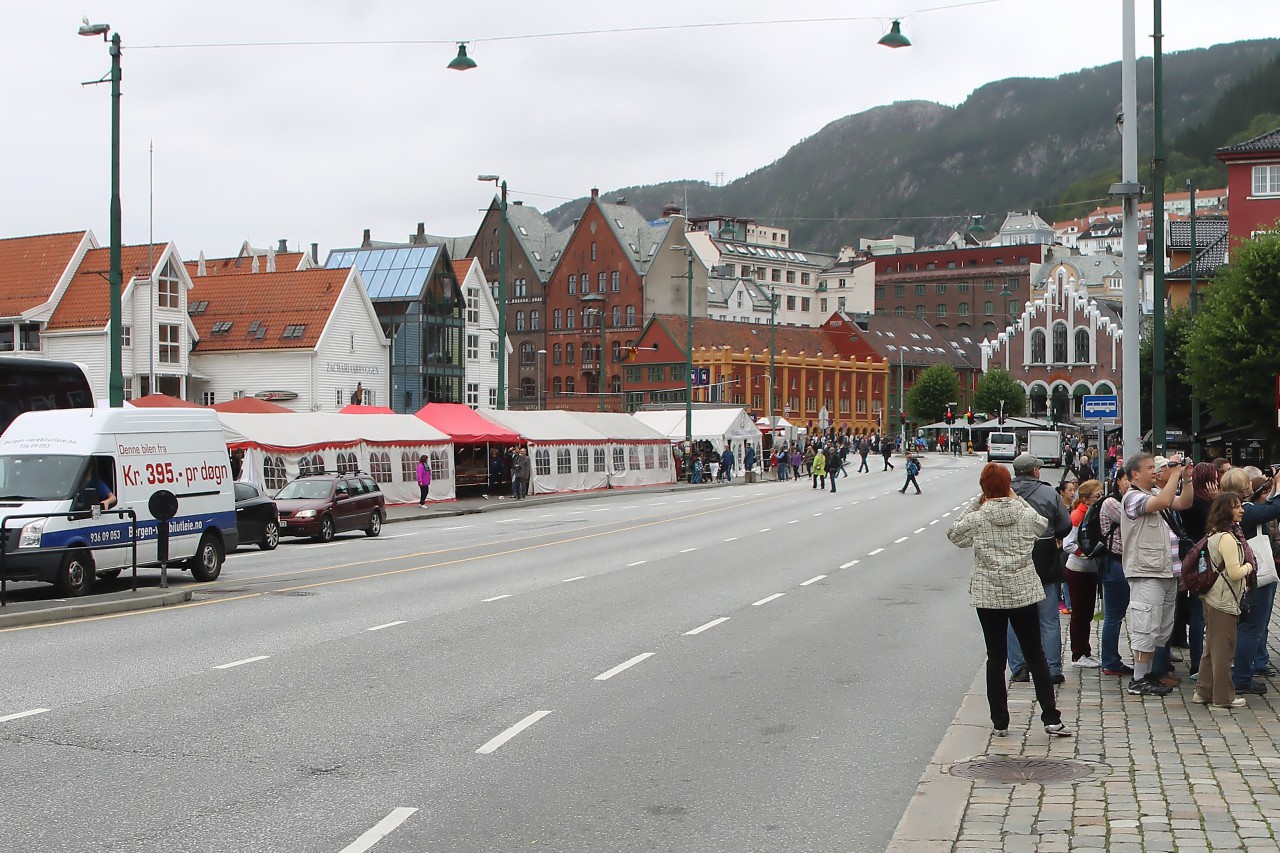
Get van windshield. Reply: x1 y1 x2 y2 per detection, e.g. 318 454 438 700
0 454 87 501
275 480 332 500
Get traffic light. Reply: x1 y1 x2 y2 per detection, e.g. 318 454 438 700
945 407 954 425
966 408 974 425
899 410 906 424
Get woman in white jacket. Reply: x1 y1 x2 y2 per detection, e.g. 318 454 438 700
949 463 1073 738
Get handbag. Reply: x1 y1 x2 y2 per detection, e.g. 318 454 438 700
1247 520 1278 587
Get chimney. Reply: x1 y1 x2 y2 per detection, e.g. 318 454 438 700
361 228 372 248
277 238 288 253
590 187 599 199
413 222 426 245
311 242 319 264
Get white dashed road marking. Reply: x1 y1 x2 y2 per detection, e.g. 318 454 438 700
338 807 419 853
800 575 826 586
0 708 50 724
930 519 940 525
627 560 647 567
684 617 730 636
562 576 586 583
894 536 909 544
476 711 552 754
680 548 698 553
366 621 406 632
868 548 884 556
915 527 926 534
482 595 511 603
943 512 952 518
214 656 270 670
724 537 738 542
839 559 860 569
752 593 786 606
595 653 655 681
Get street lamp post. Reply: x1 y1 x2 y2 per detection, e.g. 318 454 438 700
79 21 124 407
536 349 546 410
478 175 508 409
672 245 695 447
1188 179 1200 462
769 287 778 439
1150 0 1168 456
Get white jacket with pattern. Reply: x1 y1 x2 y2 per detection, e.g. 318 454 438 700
948 495 1050 609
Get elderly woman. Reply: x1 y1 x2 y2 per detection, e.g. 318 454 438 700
1219 467 1280 696
949 463 1073 739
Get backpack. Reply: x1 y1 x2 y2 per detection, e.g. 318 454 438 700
1077 501 1107 557
906 459 920 476
1179 535 1217 595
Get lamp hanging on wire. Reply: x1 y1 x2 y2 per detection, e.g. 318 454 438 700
877 19 911 49
448 42 477 70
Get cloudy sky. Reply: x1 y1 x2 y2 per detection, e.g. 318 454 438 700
8 1 1280 259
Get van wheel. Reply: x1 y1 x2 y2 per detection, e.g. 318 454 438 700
259 520 280 551
98 569 122 581
365 511 382 538
56 551 95 597
189 534 224 582
316 515 335 543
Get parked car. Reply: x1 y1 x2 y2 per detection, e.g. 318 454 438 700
987 431 1019 463
273 472 385 542
234 482 280 551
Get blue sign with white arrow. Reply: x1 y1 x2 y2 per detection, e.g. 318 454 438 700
1082 395 1119 420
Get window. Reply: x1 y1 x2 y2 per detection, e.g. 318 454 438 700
565 376 575 395
1052 323 1068 363
611 305 621 327
568 274 577 295
122 326 131 347
626 305 636 326
658 448 669 469
370 451 393 483
201 391 216 406
1074 328 1090 363
837 297 845 311
491 340 499 361
915 305 926 319
1253 164 1280 196
647 365 665 382
806 396 817 412
984 301 994 316
594 447 606 472
894 285 905 297
591 242 597 261
984 279 994 291
513 278 528 298
786 296 797 310
566 308 576 329
158 324 180 364
628 446 641 470
553 344 562 365
771 269 781 282
875 286 885 299
598 272 607 293
337 451 359 476
430 450 450 481
554 309 563 330
466 287 480 324
520 377 535 399
401 452 418 482
557 449 572 475
535 449 552 476
553 376 563 396
577 447 589 473
894 306 905 317
521 342 536 365
958 302 969 316
820 298 827 313
957 282 970 293
800 297 810 312
467 334 479 360
156 260 181 309
1030 329 1046 363
801 273 810 285
516 311 526 331
466 382 479 406
566 343 575 365
612 341 622 362
785 270 796 284
489 388 497 406
613 447 626 471
529 310 540 331
263 455 287 492
936 283 947 294
936 304 948 318
610 271 620 292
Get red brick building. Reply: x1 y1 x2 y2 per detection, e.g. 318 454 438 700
874 244 1045 335
1217 128 1280 250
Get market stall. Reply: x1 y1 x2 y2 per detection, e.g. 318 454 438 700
633 407 761 477
565 411 675 489
217 412 455 503
415 403 522 494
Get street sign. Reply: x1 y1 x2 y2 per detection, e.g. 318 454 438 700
1082 395 1119 420
690 367 710 387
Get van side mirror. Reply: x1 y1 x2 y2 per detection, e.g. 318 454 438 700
72 486 98 520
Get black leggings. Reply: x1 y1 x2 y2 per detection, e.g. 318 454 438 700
976 604 1062 730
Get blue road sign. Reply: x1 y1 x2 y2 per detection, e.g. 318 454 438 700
1082 395 1119 420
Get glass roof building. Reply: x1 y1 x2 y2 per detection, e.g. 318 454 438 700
326 245 465 412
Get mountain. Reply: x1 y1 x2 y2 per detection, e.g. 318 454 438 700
543 40 1280 250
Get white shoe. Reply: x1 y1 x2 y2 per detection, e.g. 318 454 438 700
1072 655 1102 668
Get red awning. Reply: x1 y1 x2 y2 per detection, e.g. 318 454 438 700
339 404 397 415
212 397 296 414
128 394 199 408
414 403 521 444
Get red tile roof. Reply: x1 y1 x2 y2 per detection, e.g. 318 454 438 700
184 252 306 277
451 258 475 280
651 314 877 360
47 244 164 331
0 231 87 318
189 267 351 352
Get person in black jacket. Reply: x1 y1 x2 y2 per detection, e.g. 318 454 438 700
1006 453 1074 685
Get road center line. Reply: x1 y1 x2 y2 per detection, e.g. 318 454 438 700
562 576 586 583
915 527 926 534
759 528 771 533
800 575 826 586
441 525 475 531
868 548 884 556
482 594 511 602
366 621 406 632
894 536 909 544
723 537 738 542
595 652 655 681
680 548 698 553
0 708 51 724
214 655 270 670
813 513 823 517
833 506 843 510
787 520 799 525
476 710 552 754
684 617 730 636
839 559 861 569
942 512 952 518
930 519 940 525
338 807 420 853
627 560 647 567
752 592 786 606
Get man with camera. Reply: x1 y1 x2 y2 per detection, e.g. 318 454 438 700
1120 452 1195 696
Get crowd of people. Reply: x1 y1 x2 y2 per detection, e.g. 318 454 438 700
949 448 1280 738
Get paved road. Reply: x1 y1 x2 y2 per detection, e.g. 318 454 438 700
1 455 988 853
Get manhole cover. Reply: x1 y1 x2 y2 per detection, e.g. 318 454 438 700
949 757 1092 784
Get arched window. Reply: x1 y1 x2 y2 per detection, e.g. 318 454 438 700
565 343 575 365
552 376 563 396
1074 328 1090 364
958 302 969 316
612 305 622 327
565 376 576 395
552 343 562 365
535 449 551 476
370 451 393 483
553 309 563 330
401 452 418 482
520 378 535 399
1052 323 1068 363
337 452 359 476
430 450 449 480
566 308 576 329
1030 329 1046 364
264 456 287 492
529 309 540 330
626 305 636 325
568 274 577 295
610 271 620 292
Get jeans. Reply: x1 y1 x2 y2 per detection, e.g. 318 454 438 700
1008 582 1063 677
1234 581 1278 688
858 455 869 473
977 604 1062 730
1099 555 1130 671
900 473 921 493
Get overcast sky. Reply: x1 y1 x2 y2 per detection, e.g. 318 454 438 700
7 1 1280 260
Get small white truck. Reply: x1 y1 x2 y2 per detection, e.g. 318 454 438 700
1027 430 1062 468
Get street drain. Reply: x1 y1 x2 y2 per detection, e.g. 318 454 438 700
949 757 1092 784
270 590 317 597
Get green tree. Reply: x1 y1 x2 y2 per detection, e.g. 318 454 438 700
1139 304 1194 435
1184 230 1280 433
905 363 960 424
972 368 1027 419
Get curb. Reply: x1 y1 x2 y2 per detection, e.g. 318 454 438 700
884 669 987 853
0 589 194 629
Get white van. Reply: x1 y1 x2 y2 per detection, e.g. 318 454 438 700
987 431 1019 463
0 408 237 595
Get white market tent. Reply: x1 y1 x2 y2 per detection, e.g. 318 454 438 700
564 411 676 489
479 409 673 494
218 412 455 504
634 408 762 475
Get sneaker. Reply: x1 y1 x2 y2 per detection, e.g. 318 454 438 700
993 728 1008 737
1102 665 1134 677
1044 723 1073 737
1052 673 1066 685
1191 691 1211 704
1072 656 1102 669
1238 681 1268 695
1009 669 1030 683
1128 677 1173 697
1213 697 1247 709
1258 665 1279 677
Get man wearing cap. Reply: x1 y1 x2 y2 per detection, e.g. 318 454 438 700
1006 452 1073 685
1120 452 1194 697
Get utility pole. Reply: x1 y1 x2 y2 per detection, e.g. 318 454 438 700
1188 180 1201 462
1150 0 1167 455
1114 0 1142 457
769 287 778 440
684 250 694 447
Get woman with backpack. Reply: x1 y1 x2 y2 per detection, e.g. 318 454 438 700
1065 480 1104 667
948 462 1073 739
1098 470 1133 676
1192 492 1254 709
1219 467 1280 697
1180 462 1220 679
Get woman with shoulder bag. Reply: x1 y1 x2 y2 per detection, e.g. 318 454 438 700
1065 480 1104 667
1220 468 1280 696
948 463 1073 739
1193 493 1254 709
1180 462 1219 679
1098 471 1132 676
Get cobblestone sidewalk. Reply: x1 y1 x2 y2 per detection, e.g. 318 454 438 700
887 608 1280 852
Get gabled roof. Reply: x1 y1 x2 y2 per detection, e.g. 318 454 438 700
47 244 165 331
651 313 851 359
1167 216 1229 251
505 202 569 283
706 275 773 310
598 201 673 277
189 267 352 352
324 245 455 302
1167 231 1229 281
851 314 983 371
0 231 89 319
1036 253 1124 288
1217 127 1280 156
